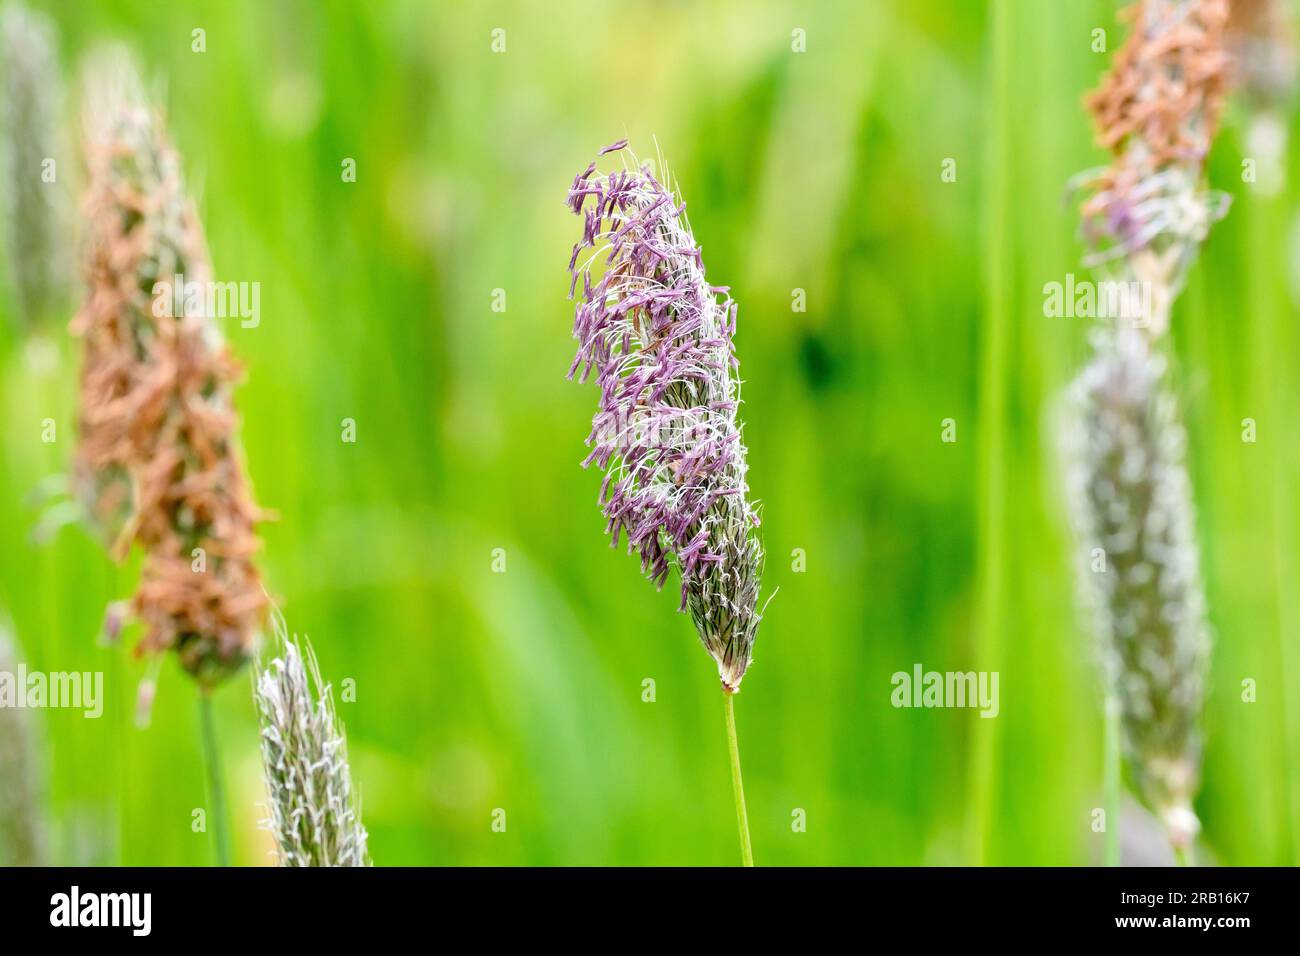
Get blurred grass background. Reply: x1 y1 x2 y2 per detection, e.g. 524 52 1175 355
0 0 1297 865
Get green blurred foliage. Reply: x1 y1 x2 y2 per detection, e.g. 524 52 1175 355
0 0 1297 865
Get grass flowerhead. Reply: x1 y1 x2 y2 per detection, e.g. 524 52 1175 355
1074 0 1231 334
0 616 45 866
254 616 370 867
565 140 767 692
1068 327 1211 849
1225 0 1296 189
0 1 65 330
1225 0 1295 111
1067 0 1229 855
71 52 266 688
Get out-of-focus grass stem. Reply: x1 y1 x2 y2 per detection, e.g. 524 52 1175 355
1104 696 1121 866
198 691 231 867
969 0 1012 867
1244 166 1300 864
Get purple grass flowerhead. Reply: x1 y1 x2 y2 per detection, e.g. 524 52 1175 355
565 140 767 692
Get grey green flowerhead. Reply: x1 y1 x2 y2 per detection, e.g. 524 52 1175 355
254 619 370 867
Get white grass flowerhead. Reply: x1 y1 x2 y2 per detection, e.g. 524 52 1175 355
254 614 369 867
1067 326 1211 848
1 1 66 330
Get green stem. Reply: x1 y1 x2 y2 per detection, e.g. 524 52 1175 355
968 0 1011 868
198 691 231 867
1173 844 1192 867
723 691 753 867
1103 696 1120 867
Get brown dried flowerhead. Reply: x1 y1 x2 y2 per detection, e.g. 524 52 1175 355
1075 0 1232 332
1226 0 1296 108
72 54 266 687
1088 0 1230 167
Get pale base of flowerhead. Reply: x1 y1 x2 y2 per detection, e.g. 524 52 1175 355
717 658 747 695
1144 753 1202 850
703 612 759 694
1160 803 1201 852
691 572 761 694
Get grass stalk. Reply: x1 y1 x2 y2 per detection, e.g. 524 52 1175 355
723 690 753 867
1103 696 1121 867
198 691 231 867
968 0 1012 867
1243 170 1300 864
